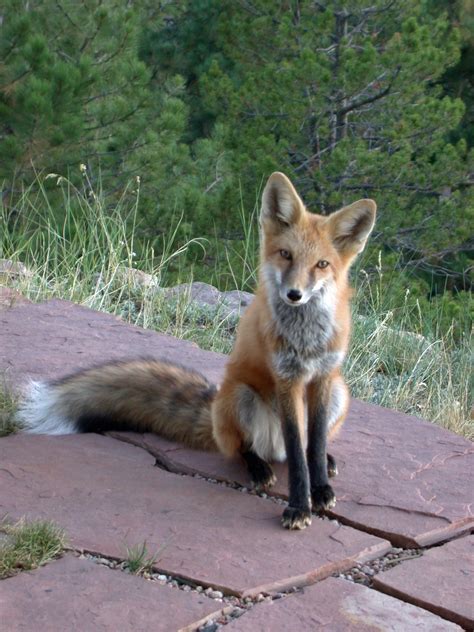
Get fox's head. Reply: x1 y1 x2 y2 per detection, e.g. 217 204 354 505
260 172 376 306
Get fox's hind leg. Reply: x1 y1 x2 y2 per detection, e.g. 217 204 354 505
241 449 276 490
236 384 278 489
211 381 276 489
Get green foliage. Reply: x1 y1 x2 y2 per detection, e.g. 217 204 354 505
1 1 472 328
150 0 472 286
0 1 228 233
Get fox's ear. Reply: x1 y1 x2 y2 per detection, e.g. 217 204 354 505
327 199 376 255
261 172 304 227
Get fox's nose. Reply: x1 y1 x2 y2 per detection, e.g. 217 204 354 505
287 289 303 302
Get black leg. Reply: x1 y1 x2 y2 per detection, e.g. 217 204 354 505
307 399 336 513
279 391 311 530
241 449 276 489
327 453 338 478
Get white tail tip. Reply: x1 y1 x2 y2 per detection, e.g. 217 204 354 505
17 381 77 435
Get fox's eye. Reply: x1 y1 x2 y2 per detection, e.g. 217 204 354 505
280 249 292 260
316 260 329 269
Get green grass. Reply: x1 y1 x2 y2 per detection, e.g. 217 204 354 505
124 541 160 576
347 306 472 439
0 518 66 579
1 172 472 439
0 382 20 437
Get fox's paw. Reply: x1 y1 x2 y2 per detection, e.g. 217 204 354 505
327 453 338 478
311 484 336 513
281 506 312 530
250 461 277 491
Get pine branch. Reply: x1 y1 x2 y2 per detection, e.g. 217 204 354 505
339 67 401 116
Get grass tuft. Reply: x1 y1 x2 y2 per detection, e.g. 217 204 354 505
0 518 66 579
124 541 160 575
0 382 20 437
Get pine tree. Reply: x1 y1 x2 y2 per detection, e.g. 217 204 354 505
0 0 197 230
186 0 472 287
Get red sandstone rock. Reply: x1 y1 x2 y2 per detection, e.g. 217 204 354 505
0 299 225 386
225 577 462 631
0 554 225 632
1 299 472 550
111 399 473 549
372 536 474 628
0 433 390 596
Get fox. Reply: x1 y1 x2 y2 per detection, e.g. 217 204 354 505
18 172 376 530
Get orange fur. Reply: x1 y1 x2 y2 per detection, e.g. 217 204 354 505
212 172 376 460
19 172 375 530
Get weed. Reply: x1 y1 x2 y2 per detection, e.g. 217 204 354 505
124 541 160 575
0 518 66 579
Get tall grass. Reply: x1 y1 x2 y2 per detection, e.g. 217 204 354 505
1 170 205 311
348 282 472 439
1 173 472 438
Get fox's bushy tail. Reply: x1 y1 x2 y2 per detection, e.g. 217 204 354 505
17 359 218 450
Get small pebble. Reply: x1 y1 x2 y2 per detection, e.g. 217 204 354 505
97 557 110 565
200 622 218 632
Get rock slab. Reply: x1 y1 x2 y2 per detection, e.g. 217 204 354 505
0 433 390 596
1 299 472 549
0 299 225 386
372 536 474 628
111 405 474 548
225 577 462 631
0 554 223 632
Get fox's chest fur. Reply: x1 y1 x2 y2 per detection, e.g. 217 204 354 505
268 286 344 381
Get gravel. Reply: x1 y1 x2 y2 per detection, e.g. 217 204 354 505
79 545 426 630
334 547 423 585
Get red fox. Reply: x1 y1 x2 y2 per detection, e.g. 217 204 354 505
19 173 376 530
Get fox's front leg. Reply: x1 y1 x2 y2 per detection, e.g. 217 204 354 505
307 379 336 513
278 381 312 530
